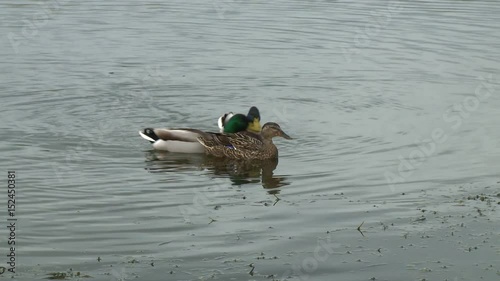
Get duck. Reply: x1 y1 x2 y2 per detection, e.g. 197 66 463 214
139 128 207 153
218 106 261 133
139 107 262 152
197 122 292 160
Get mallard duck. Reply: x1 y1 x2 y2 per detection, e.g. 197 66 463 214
218 106 261 133
139 107 262 152
139 128 207 153
197 122 292 160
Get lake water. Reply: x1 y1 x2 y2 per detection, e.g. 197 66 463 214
0 0 499 280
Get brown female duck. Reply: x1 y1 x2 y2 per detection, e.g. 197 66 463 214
197 122 292 160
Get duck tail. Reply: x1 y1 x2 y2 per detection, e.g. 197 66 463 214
139 128 159 143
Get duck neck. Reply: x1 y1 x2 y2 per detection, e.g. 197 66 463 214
262 136 274 145
262 135 276 147
263 139 278 158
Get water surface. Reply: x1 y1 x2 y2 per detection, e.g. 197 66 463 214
0 0 499 280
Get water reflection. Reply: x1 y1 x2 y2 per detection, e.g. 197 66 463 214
143 151 290 191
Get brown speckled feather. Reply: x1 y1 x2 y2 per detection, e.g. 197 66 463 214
197 122 291 160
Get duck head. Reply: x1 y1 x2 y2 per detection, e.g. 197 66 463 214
246 106 261 133
261 122 292 140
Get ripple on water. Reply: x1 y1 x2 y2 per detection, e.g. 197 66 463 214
1 0 500 280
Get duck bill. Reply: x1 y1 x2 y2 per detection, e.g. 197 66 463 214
280 130 293 140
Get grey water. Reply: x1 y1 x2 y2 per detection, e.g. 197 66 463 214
0 0 499 280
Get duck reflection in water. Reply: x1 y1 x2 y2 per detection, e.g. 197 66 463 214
143 151 290 192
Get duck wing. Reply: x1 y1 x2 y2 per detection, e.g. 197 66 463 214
196 131 233 147
151 128 204 142
226 131 264 151
198 131 263 150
